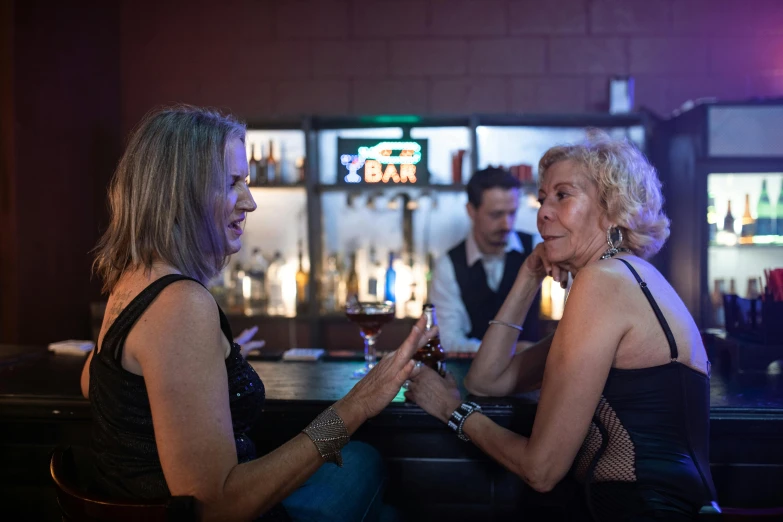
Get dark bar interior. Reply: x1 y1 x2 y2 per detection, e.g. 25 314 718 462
2 1 782 521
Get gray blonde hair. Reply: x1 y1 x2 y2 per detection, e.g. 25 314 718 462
94 105 246 293
538 130 670 259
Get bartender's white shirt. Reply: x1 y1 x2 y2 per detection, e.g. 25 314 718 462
431 231 540 353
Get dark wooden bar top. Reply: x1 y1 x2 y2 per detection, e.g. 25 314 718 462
2 343 783 520
3 342 783 418
0 344 536 424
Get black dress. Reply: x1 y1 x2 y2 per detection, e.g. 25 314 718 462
572 259 717 521
89 274 289 520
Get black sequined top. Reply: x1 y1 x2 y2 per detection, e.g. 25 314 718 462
89 274 288 520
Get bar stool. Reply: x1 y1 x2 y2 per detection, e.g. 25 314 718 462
50 446 196 522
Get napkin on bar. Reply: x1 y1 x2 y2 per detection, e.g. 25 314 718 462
48 340 95 356
282 348 325 362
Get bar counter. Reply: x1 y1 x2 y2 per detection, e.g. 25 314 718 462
2 343 783 521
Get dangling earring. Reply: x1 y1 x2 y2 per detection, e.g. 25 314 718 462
600 226 629 259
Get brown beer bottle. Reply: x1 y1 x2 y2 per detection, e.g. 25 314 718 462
414 304 445 376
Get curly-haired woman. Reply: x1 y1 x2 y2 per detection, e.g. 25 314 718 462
406 131 717 521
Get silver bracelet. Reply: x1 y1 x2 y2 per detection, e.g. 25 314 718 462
302 406 349 467
488 319 524 332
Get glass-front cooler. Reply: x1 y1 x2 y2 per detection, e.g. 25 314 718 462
655 101 783 331
708 172 783 327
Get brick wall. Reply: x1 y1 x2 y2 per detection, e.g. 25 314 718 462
121 0 783 130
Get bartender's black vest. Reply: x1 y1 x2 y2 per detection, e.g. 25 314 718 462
447 232 539 341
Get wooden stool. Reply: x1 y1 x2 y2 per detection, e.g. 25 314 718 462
50 446 195 522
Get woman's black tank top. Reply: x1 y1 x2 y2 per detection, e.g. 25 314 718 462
572 259 717 521
89 274 265 499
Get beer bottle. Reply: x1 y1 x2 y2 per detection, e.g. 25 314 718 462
774 181 783 236
414 303 445 376
723 199 735 233
739 193 755 244
756 179 773 236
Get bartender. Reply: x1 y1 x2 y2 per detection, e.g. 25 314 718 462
431 167 540 353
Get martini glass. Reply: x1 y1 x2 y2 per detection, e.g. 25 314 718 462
345 301 395 378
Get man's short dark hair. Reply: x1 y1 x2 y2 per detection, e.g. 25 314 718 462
466 167 521 208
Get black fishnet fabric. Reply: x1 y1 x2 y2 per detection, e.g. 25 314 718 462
574 397 637 483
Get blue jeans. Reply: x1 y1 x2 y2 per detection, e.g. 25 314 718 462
282 441 398 522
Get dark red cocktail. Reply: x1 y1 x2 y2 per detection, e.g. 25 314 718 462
345 301 395 378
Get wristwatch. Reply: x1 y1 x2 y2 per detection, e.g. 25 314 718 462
447 401 482 442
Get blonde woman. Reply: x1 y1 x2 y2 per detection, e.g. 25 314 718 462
81 106 433 521
407 132 717 521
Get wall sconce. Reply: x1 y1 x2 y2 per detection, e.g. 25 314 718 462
609 76 634 114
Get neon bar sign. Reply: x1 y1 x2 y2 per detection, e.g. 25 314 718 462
337 138 429 186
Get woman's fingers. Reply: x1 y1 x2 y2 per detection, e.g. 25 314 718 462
397 316 428 360
242 340 265 352
407 360 424 380
235 326 259 345
417 326 438 349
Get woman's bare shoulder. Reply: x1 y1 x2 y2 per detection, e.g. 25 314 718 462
123 275 222 366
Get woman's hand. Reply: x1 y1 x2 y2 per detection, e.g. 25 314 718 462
405 367 463 424
235 326 266 358
342 316 438 421
520 243 569 289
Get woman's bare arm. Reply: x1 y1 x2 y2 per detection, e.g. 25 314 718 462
464 265 543 396
459 264 630 491
123 281 428 521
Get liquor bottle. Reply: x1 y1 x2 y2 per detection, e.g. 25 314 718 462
384 252 397 304
746 278 760 299
755 179 773 236
233 261 246 311
295 157 306 184
739 193 755 244
248 143 259 187
711 279 725 327
413 304 445 376
278 140 288 184
322 255 340 313
366 245 382 300
346 252 360 305
707 191 718 243
256 143 268 186
405 282 418 318
775 182 783 237
247 248 268 313
266 251 285 315
722 199 735 234
336 253 347 309
729 278 737 296
425 252 435 303
266 139 278 185
295 241 308 314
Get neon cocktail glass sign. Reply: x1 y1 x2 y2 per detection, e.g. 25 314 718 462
337 138 429 186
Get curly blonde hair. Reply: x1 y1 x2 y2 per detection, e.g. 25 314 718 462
538 130 670 259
